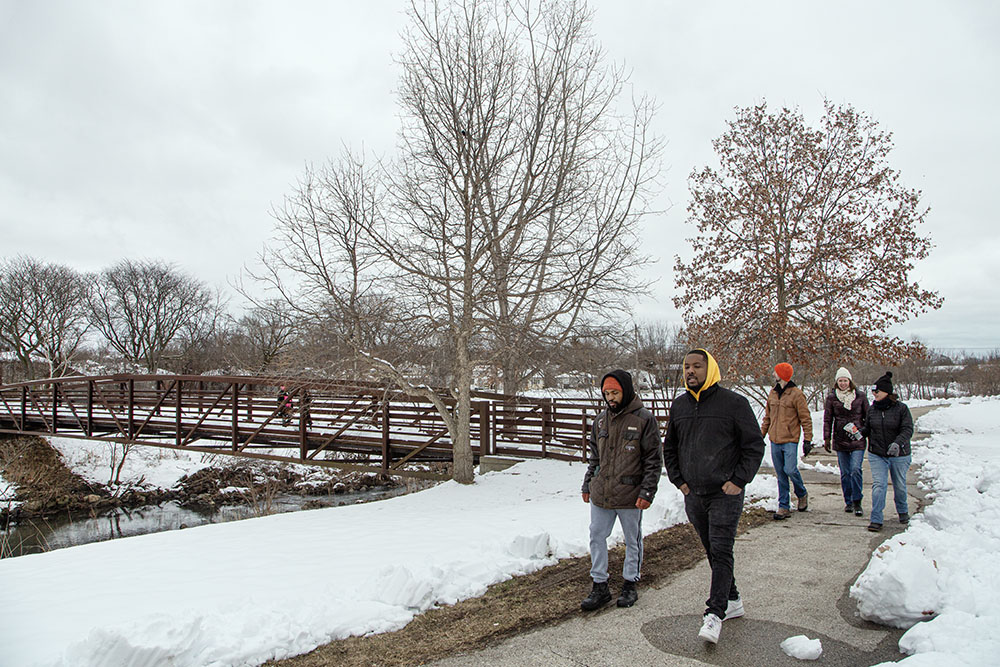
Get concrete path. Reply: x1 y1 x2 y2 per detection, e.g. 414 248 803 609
432 406 939 666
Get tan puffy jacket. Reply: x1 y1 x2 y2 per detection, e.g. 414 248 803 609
761 383 813 444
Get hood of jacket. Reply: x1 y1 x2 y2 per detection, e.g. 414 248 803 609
686 349 721 402
601 369 636 413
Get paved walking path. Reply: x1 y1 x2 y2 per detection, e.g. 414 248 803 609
432 405 939 666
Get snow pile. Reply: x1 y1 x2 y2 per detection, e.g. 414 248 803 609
0 459 768 666
780 635 822 660
49 436 215 490
0 470 19 509
850 397 1000 665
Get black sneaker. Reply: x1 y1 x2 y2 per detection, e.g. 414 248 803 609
854 502 863 517
617 580 638 608
899 513 910 524
844 503 854 513
581 581 612 611
867 523 882 532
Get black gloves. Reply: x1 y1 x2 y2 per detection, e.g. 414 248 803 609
802 440 813 457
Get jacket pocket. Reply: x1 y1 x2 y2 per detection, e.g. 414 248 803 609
619 474 643 486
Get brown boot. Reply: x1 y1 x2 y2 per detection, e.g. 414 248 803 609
773 508 791 520
797 493 808 512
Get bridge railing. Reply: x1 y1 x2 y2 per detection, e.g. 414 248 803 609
0 375 674 476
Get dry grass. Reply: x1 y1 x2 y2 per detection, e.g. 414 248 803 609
0 434 92 507
269 508 770 667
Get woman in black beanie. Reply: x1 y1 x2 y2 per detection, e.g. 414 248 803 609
862 372 914 532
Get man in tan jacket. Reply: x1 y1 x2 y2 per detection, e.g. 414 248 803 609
761 363 813 520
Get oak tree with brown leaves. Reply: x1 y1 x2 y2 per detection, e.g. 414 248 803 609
674 101 942 381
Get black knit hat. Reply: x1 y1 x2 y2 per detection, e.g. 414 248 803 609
873 371 894 395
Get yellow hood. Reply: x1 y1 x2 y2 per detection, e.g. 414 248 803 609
686 348 721 401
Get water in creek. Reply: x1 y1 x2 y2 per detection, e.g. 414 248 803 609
2 485 410 558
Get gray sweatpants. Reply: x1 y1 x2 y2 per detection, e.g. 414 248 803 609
589 503 643 583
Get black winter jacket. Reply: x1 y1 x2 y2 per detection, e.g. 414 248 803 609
823 389 869 452
663 384 765 495
582 395 662 509
864 398 913 457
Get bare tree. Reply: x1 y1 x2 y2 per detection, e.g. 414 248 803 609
632 321 689 401
255 0 661 483
675 101 942 381
227 301 302 373
959 350 1000 397
0 256 91 379
88 259 219 373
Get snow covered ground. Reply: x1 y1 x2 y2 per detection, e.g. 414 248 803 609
0 447 774 665
0 395 997 665
49 436 218 490
0 470 17 509
851 396 1000 665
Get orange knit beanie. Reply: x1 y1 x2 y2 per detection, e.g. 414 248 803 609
774 363 793 382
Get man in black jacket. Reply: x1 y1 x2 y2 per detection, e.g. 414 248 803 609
663 349 765 644
580 369 662 611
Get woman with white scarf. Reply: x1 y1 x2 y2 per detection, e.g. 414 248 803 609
822 367 869 516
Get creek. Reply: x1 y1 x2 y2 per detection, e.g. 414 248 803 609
1 485 409 558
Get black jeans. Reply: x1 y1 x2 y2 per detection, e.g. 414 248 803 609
684 490 744 618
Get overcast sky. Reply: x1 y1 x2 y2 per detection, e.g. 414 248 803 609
2 0 998 352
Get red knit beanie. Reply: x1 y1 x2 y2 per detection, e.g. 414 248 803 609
602 376 623 392
774 363 793 382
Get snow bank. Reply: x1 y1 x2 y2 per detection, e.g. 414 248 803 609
851 397 1000 665
49 436 215 490
0 459 735 666
0 470 19 509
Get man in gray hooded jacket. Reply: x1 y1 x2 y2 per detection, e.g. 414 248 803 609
580 369 662 610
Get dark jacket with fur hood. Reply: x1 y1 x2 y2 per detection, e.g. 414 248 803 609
582 370 662 509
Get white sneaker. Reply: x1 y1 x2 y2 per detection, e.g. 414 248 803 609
724 596 744 620
698 613 722 643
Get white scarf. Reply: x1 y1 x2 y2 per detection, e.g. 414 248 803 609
836 387 855 410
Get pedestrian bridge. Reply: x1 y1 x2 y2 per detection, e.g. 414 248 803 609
0 374 670 479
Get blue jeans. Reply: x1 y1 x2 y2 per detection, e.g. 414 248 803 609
869 453 911 525
837 449 865 505
771 442 807 510
589 504 643 583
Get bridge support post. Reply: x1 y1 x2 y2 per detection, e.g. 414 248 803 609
381 400 390 472
299 391 308 460
128 379 135 439
541 398 553 457
232 382 240 451
87 380 94 437
476 401 491 456
175 380 183 447
51 382 57 434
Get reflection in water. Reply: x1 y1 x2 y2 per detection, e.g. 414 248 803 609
2 486 408 557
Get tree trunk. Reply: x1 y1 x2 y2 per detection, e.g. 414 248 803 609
452 340 475 484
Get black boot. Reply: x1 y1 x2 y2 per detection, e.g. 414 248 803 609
581 580 612 611
854 501 863 517
617 580 638 608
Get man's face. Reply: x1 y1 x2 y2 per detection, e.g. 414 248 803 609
603 388 623 409
683 353 708 389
